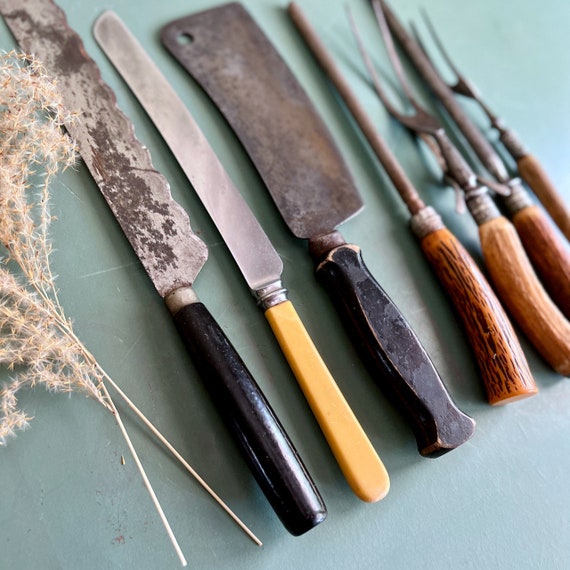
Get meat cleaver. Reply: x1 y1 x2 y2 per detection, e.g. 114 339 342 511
0 0 326 535
161 2 475 457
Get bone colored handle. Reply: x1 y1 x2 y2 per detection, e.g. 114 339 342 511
517 154 570 242
511 205 570 318
479 216 570 376
265 300 390 503
420 227 537 404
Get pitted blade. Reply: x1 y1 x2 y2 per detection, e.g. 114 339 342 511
161 2 364 240
0 0 208 297
94 10 283 293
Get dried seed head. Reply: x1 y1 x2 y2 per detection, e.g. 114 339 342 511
0 52 110 445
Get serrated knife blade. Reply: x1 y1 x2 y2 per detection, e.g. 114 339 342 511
0 0 327 536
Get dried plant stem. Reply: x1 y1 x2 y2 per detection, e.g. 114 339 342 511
101 372 263 547
42 297 263 548
99 381 188 567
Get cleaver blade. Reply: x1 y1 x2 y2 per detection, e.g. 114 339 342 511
0 0 327 535
161 2 475 457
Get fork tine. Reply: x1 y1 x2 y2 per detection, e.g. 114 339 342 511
370 0 422 111
417 10 502 127
345 7 408 125
366 0 441 136
418 9 479 98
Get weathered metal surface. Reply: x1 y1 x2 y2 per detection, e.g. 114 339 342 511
93 10 283 294
0 0 208 297
161 2 363 240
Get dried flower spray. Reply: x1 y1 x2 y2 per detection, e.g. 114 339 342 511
0 51 112 442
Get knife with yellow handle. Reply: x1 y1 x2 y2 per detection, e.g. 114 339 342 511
94 10 389 503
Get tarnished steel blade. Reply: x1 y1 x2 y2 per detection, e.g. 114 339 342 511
0 0 208 298
94 11 283 293
161 2 364 240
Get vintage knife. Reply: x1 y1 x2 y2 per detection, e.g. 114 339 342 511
93 9 389 504
0 0 327 535
161 2 476 457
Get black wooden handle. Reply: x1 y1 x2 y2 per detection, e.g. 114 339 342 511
171 301 326 535
313 242 475 457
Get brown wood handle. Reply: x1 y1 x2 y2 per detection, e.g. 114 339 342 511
511 205 570 318
517 154 570 242
420 228 537 404
479 216 570 376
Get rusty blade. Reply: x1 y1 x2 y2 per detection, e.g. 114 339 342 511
161 2 363 240
0 0 208 297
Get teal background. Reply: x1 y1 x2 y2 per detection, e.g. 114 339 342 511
1 0 569 568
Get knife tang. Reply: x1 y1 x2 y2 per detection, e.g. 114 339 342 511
165 289 326 534
309 232 475 456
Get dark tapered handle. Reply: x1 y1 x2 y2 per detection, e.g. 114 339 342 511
171 300 326 535
313 243 475 457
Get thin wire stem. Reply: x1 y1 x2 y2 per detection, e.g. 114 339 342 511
102 372 263 547
98 381 188 567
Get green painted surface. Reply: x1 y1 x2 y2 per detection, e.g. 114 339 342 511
1 0 569 568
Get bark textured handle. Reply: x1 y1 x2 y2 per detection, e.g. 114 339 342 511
511 205 570 318
479 217 570 376
172 301 327 535
517 154 570 241
420 228 537 404
265 300 390 502
314 243 475 457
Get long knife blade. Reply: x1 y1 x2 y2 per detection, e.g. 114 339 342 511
93 10 281 296
0 0 327 536
0 0 207 297
161 3 476 457
93 9 390 504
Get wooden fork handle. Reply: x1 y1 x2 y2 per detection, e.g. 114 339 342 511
479 216 570 376
511 204 570 318
420 227 537 404
517 154 570 242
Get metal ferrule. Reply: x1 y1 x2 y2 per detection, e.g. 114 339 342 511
410 206 445 240
499 128 528 161
165 286 199 316
466 192 501 226
500 178 534 215
254 280 288 311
